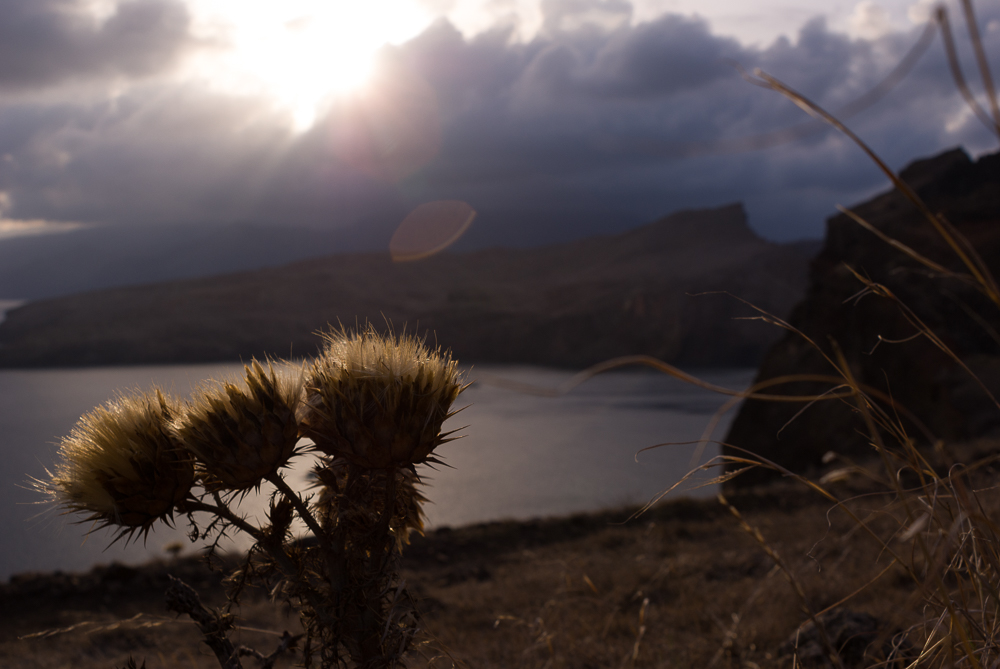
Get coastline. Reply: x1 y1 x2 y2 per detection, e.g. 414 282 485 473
1 480 924 668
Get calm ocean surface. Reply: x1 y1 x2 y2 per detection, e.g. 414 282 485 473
0 363 755 581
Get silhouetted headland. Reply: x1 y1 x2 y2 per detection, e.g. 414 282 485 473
726 147 1000 486
0 203 813 368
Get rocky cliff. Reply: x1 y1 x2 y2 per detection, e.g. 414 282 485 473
0 203 810 368
724 148 1000 485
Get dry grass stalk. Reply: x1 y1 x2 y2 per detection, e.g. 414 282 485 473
693 6 1000 664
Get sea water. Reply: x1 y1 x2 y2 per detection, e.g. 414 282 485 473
0 363 754 581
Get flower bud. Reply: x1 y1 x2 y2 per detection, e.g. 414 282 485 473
174 360 302 490
299 329 465 469
46 390 194 539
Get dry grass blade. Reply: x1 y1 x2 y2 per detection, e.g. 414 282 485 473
479 353 861 403
959 0 1000 135
841 266 1000 413
18 613 166 641
621 597 649 668
937 5 1000 140
662 444 927 594
834 18 939 120
718 493 846 668
836 205 976 287
741 67 1000 305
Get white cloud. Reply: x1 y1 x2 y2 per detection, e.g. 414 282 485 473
850 1 891 39
0 219 88 240
944 103 976 134
446 0 545 42
907 0 937 25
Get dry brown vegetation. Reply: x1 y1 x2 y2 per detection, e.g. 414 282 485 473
9 450 1000 669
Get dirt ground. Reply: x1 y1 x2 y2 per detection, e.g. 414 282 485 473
0 476 962 669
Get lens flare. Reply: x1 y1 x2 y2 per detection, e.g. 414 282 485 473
390 201 477 261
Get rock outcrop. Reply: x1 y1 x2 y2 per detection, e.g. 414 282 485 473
724 148 1000 485
0 204 811 368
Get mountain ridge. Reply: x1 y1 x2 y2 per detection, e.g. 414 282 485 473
0 203 812 368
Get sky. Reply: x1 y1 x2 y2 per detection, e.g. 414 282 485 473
0 0 998 259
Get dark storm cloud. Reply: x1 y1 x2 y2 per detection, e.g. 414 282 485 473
0 0 997 255
581 14 743 97
394 12 756 182
386 4 1000 242
0 0 190 88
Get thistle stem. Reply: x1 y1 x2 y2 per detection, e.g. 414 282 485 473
186 498 330 626
185 499 265 542
165 575 242 669
266 472 328 544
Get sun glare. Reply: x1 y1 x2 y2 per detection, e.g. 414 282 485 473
187 0 433 130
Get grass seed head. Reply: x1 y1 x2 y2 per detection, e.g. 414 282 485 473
299 328 465 469
174 360 303 490
46 389 194 539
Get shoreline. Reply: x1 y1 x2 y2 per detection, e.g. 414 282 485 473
3 492 729 587
1 480 918 667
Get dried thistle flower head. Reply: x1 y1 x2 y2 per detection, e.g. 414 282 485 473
174 360 303 490
299 328 466 469
46 389 194 539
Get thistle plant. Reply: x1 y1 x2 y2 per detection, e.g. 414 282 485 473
41 328 467 669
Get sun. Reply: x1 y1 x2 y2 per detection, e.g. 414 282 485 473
186 0 434 130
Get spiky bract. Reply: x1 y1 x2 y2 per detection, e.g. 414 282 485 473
299 328 465 469
313 458 428 549
174 360 302 491
47 390 193 537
